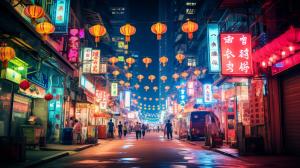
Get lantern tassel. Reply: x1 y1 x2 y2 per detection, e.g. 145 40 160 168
188 33 193 40
157 34 162 40
125 36 130 42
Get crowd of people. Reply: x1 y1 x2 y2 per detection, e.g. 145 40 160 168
107 119 173 140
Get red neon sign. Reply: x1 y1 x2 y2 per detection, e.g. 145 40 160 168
220 33 253 76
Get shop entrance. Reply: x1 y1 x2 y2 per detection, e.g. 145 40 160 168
281 68 300 154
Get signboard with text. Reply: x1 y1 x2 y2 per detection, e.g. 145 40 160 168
207 24 221 72
111 83 118 97
125 91 131 108
220 33 253 76
82 48 92 73
51 0 70 33
91 50 100 74
203 84 213 103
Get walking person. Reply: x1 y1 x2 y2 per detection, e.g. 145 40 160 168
165 120 173 140
157 125 160 132
141 123 147 138
108 119 114 139
118 121 123 139
73 119 82 144
123 123 128 137
134 122 141 140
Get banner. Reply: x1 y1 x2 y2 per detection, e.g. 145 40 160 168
51 0 71 33
82 48 92 73
111 83 118 97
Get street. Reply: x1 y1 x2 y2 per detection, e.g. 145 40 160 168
42 132 256 168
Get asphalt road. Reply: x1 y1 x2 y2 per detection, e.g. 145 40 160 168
42 132 257 168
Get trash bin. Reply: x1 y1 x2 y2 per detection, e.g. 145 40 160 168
62 128 73 145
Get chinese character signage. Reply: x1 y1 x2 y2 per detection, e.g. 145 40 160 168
80 76 95 94
82 48 92 73
99 63 107 74
207 24 221 72
91 50 100 74
187 82 194 96
111 83 118 97
203 84 212 103
96 90 108 110
68 28 80 63
51 0 70 33
220 33 253 76
125 91 131 108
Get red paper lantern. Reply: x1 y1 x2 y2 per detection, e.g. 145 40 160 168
44 93 53 101
19 79 30 90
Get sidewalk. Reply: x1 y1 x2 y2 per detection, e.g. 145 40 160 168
181 139 300 167
1 140 104 168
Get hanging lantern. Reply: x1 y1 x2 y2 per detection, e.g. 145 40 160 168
160 75 167 83
138 96 141 99
24 5 45 24
172 73 179 81
134 84 140 90
44 93 53 101
151 22 167 40
125 72 133 80
161 98 165 100
144 86 150 92
149 98 153 101
19 79 30 90
0 44 16 68
124 82 130 88
181 71 188 79
175 85 181 89
155 98 159 101
148 75 156 82
88 24 107 45
137 74 144 82
176 53 185 64
119 80 125 86
153 86 158 92
165 86 170 92
142 57 152 68
181 20 198 40
159 56 168 67
194 69 201 77
126 57 135 67
120 23 136 42
112 70 120 78
144 97 147 101
35 22 55 40
202 68 207 74
108 57 118 66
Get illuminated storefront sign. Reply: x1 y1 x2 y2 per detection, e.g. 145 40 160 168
111 83 118 97
118 56 124 62
80 76 95 94
220 33 253 76
1 68 22 84
68 28 80 63
52 0 70 33
203 84 213 103
207 24 220 72
19 83 46 98
124 91 131 108
187 82 194 96
82 48 92 73
96 90 108 110
99 63 107 74
179 88 187 106
91 50 100 74
196 98 204 104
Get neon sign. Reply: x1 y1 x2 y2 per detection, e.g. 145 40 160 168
111 83 118 97
203 84 213 103
220 33 253 76
207 24 220 72
52 0 70 33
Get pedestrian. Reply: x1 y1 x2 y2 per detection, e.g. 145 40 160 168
108 119 114 138
141 123 147 138
165 120 173 140
68 117 74 128
118 121 123 138
157 125 160 132
73 119 82 144
134 122 141 139
123 123 128 137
